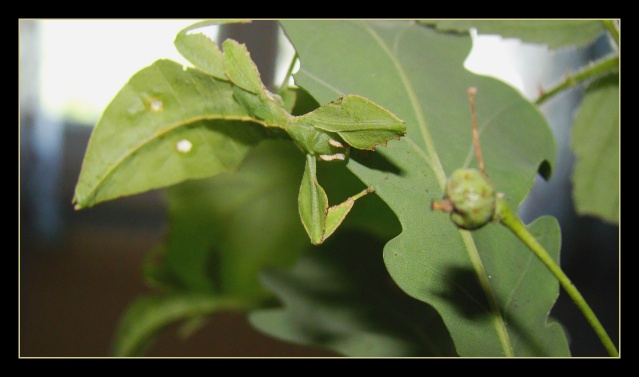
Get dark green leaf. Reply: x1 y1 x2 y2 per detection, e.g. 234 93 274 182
117 141 310 356
113 293 255 357
281 19 569 356
249 231 457 357
421 20 606 49
571 73 619 224
145 141 309 296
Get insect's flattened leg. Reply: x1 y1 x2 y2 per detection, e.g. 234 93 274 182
320 138 349 161
322 187 374 243
298 154 330 244
319 153 346 161
328 138 345 148
322 198 355 242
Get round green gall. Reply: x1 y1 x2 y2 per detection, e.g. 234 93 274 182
437 168 497 230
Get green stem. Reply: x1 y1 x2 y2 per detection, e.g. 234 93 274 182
280 52 299 90
602 20 620 48
535 54 619 105
498 199 618 357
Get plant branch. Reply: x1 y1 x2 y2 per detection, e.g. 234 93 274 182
467 87 485 175
497 199 619 357
602 20 620 48
535 55 619 106
280 52 299 90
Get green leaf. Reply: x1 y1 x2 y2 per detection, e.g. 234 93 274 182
119 141 310 356
223 38 266 94
174 20 252 80
174 22 226 80
281 20 569 356
113 293 255 357
421 20 606 49
145 140 309 296
73 59 268 209
571 73 619 224
471 216 569 356
249 231 457 357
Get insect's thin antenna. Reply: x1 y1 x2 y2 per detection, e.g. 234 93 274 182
467 87 485 176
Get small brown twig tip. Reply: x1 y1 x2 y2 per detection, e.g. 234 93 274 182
467 87 477 96
431 198 454 213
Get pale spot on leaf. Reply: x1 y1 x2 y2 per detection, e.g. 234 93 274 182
176 139 193 153
149 99 164 112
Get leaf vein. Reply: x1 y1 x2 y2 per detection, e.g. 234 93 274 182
355 20 448 189
298 68 345 97
461 99 518 169
79 115 258 205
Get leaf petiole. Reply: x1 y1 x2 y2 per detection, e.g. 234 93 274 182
280 52 299 90
535 54 619 105
497 199 619 357
601 20 619 48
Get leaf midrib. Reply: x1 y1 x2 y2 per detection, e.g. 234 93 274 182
354 20 513 356
358 20 448 190
76 60 295 208
75 114 262 208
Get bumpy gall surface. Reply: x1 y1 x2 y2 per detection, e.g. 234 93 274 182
445 168 496 230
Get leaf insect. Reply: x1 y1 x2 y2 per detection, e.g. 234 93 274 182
177 27 406 245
